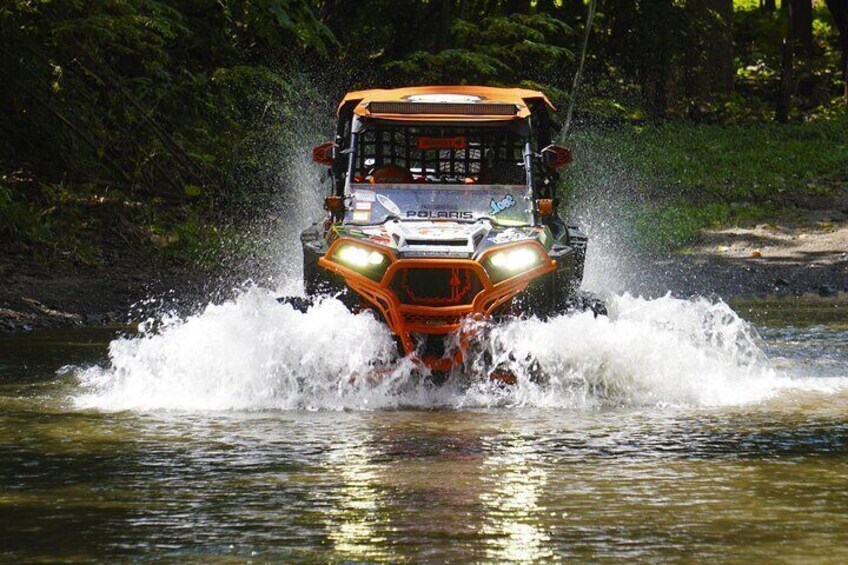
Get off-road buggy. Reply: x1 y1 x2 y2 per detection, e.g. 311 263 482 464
287 86 603 378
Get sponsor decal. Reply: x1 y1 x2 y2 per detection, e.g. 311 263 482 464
361 226 387 237
489 194 517 215
368 235 392 245
492 228 530 244
352 210 371 223
417 136 467 150
403 251 467 258
354 189 376 202
419 203 459 211
375 193 402 216
405 210 474 220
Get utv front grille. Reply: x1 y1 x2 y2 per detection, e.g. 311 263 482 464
392 266 483 306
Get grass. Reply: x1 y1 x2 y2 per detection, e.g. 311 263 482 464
0 174 230 268
565 116 848 252
622 119 848 200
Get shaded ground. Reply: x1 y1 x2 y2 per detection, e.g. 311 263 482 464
0 249 177 332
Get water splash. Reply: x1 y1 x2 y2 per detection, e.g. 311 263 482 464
74 289 398 411
71 290 846 412
560 131 647 295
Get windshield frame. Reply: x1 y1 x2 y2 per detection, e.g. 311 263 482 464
342 116 537 226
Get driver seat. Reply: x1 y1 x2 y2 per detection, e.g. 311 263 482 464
369 165 414 184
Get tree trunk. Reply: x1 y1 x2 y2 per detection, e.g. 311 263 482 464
793 0 813 58
607 0 637 58
824 0 848 105
639 0 675 120
563 0 586 22
536 0 557 15
437 0 452 51
777 0 795 122
709 0 734 94
762 0 777 11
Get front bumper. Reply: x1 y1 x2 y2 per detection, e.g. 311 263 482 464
317 238 557 357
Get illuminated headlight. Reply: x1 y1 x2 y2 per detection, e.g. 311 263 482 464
485 244 543 281
333 243 389 280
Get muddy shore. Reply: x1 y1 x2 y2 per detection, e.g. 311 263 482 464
1 217 845 333
637 214 848 299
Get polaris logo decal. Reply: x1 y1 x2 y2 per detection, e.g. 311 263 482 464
406 210 474 220
490 194 516 215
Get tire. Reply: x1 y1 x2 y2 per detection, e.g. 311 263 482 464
567 291 607 317
276 295 314 313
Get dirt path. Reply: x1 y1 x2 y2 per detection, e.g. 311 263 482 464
649 212 847 298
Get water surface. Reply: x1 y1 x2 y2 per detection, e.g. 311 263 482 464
1 295 846 563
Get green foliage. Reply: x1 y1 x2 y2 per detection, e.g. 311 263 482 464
386 13 573 96
565 116 848 251
0 181 52 246
616 119 848 200
633 200 781 253
0 0 333 202
218 0 336 56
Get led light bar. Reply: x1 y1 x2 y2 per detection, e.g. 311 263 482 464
368 102 518 116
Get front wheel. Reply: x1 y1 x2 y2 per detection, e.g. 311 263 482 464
566 291 609 318
558 290 608 318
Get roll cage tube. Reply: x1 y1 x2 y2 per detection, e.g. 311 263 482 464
345 116 362 196
332 101 357 199
527 101 564 212
523 135 537 224
331 113 560 226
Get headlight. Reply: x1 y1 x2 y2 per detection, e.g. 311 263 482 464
332 243 390 280
484 244 543 282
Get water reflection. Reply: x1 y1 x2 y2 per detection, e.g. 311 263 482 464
323 430 395 562
480 432 552 563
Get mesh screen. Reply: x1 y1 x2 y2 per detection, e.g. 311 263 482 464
355 126 523 178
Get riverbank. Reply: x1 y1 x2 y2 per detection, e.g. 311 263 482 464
0 248 178 332
2 215 845 333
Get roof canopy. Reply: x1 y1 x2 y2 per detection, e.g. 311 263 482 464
338 85 555 122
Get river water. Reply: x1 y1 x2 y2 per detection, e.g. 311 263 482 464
0 293 846 563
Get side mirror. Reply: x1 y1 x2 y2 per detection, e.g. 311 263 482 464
312 141 337 166
540 144 573 169
324 195 344 213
